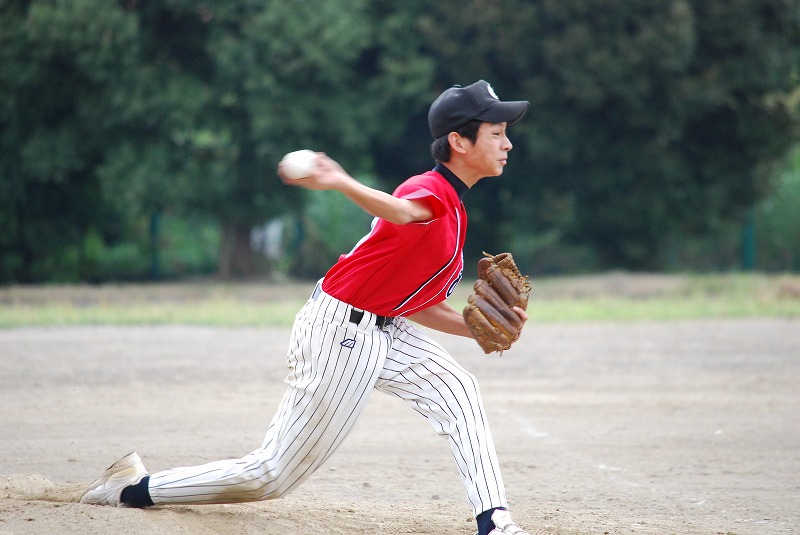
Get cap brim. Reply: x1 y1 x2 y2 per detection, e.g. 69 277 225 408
476 100 529 127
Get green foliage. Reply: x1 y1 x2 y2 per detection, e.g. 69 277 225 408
79 213 219 282
156 214 221 278
81 229 149 282
756 148 800 270
545 0 799 268
1 0 799 282
658 146 800 272
422 0 800 269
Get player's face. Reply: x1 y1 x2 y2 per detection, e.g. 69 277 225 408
463 122 513 177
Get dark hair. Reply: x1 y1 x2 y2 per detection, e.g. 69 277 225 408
430 119 482 163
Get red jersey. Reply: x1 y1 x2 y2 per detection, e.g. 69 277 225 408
322 164 468 317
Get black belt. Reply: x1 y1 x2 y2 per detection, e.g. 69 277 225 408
349 308 394 329
312 283 393 329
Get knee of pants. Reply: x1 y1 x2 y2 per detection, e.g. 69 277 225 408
454 368 482 396
222 473 292 502
218 456 299 502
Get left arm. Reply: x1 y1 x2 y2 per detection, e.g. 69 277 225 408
279 153 433 225
407 301 472 337
408 301 529 340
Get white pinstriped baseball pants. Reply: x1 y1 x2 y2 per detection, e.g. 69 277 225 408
148 283 507 515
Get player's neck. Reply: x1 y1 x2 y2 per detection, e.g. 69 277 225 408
441 160 483 188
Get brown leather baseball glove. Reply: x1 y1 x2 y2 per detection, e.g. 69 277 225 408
463 252 531 354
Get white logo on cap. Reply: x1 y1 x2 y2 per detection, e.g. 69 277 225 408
486 83 499 100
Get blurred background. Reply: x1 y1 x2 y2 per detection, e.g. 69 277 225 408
2 0 799 284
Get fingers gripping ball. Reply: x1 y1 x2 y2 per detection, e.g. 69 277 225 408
280 149 317 180
464 252 531 354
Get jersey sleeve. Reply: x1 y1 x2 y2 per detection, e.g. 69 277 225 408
394 180 448 222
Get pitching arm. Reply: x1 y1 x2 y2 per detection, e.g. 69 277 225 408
279 153 433 225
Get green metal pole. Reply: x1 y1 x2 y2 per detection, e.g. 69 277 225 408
741 208 756 271
150 210 161 280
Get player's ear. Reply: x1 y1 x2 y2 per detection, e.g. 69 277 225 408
447 131 470 155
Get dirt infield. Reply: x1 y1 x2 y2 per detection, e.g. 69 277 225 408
1 320 798 534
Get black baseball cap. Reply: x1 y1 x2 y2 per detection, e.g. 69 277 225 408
428 80 529 139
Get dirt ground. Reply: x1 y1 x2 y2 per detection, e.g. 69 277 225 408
1 318 798 534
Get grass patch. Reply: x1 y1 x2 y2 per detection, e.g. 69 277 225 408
524 272 800 322
0 282 309 328
3 300 305 327
1 273 799 327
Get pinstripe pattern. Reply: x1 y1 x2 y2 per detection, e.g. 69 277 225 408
148 284 506 516
375 319 506 513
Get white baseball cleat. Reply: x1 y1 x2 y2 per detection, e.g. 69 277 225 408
79 451 148 506
488 509 536 534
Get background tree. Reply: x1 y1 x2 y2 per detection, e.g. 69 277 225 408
1 0 798 282
0 0 434 281
0 0 143 281
418 0 799 271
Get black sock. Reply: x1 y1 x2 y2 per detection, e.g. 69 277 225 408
476 507 506 535
119 475 154 508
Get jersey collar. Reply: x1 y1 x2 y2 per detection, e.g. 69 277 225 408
434 163 469 201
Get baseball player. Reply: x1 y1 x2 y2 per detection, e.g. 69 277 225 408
81 80 533 535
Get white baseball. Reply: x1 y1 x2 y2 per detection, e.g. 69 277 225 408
280 149 317 180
